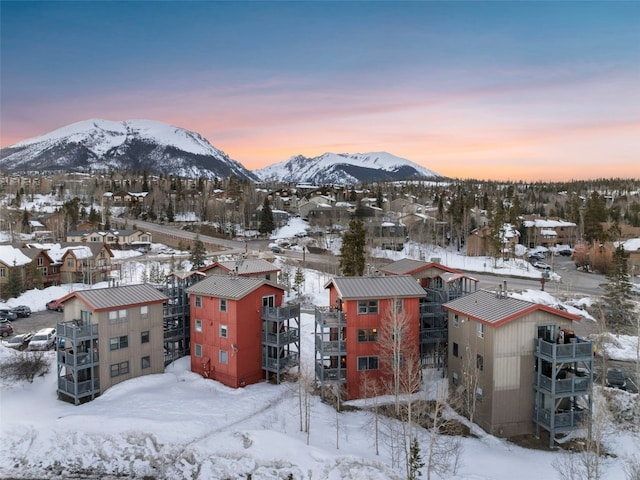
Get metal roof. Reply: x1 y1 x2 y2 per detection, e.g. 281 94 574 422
216 259 280 275
186 274 283 299
325 275 426 299
443 289 580 326
71 283 168 311
378 258 462 276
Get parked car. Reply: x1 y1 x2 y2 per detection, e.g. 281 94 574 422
29 328 57 350
11 305 31 318
2 332 33 349
46 299 64 312
532 261 551 271
606 368 627 390
0 309 18 321
558 249 573 257
528 252 545 261
270 246 282 254
0 320 14 338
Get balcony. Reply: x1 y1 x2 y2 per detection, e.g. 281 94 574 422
315 335 346 354
533 407 588 432
262 304 300 321
58 376 100 397
58 350 99 367
263 352 298 373
315 307 346 327
57 321 98 340
315 362 347 382
536 338 593 361
263 329 299 345
420 328 447 344
537 374 591 395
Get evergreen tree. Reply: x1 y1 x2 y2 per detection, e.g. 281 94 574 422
88 207 101 227
339 218 366 276
583 191 607 244
166 201 175 223
142 170 150 192
603 244 634 334
21 208 30 232
376 187 384 209
294 266 305 297
5 263 23 299
190 236 207 270
23 261 43 291
259 197 275 235
408 436 425 480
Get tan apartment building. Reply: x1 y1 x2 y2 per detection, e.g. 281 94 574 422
56 283 168 405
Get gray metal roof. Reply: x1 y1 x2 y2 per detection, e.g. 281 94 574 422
378 258 429 275
443 289 546 325
218 259 280 275
73 283 168 311
326 275 426 299
186 274 283 299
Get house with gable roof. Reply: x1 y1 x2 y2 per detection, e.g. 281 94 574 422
59 243 117 284
444 287 593 445
315 275 426 400
56 283 168 405
186 274 300 388
0 245 32 298
199 258 280 281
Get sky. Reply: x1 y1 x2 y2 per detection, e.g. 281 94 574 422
1 1 639 181
1 216 639 478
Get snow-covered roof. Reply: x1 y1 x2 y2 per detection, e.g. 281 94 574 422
523 219 576 228
541 229 558 236
622 238 640 252
0 245 32 267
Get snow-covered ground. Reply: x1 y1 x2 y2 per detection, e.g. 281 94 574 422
0 219 638 479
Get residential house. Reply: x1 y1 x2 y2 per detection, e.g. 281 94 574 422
522 217 578 248
56 283 169 405
466 224 520 257
200 258 280 281
0 245 32 298
378 259 478 364
622 238 640 284
59 243 117 284
364 218 407 251
17 246 60 287
315 275 426 400
66 229 152 249
444 287 593 445
186 274 300 388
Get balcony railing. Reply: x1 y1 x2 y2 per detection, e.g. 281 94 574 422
537 374 591 395
533 407 587 430
420 328 447 343
58 350 99 367
536 338 593 360
262 304 300 320
315 362 347 382
263 352 298 372
263 329 299 345
315 307 346 327
315 335 346 354
57 321 99 340
58 376 100 396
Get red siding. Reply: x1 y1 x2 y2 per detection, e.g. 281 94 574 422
190 285 283 388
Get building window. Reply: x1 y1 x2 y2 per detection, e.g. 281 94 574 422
0 268 5 277
141 331 150 344
357 356 379 371
195 319 203 333
477 354 484 371
37 257 44 266
195 295 202 308
220 299 227 312
476 386 484 402
452 372 459 386
357 300 378 315
140 305 148 318
262 295 275 308
453 342 459 358
108 309 128 324
220 324 228 338
357 328 378 342
220 350 228 364
110 361 129 377
194 344 203 357
453 314 459 328
477 322 485 339
393 299 403 313
141 356 151 369
109 335 129 350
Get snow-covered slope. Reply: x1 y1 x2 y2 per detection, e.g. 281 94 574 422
0 119 259 181
255 152 442 185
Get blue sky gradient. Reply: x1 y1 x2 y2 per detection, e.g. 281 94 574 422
1 1 638 180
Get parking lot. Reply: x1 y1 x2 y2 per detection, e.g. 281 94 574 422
8 309 62 337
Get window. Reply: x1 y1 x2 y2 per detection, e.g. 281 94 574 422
140 305 148 318
477 354 484 371
453 342 459 358
110 361 129 377
219 350 228 365
141 331 150 344
262 295 275 308
37 257 44 266
393 299 403 313
195 295 202 308
357 300 378 315
357 356 379 371
220 299 227 312
195 319 203 333
220 324 228 338
194 344 203 357
109 335 129 350
108 309 128 324
453 314 459 328
477 322 485 339
0 268 5 277
67 259 73 267
476 386 484 401
357 328 378 342
141 356 151 369
452 372 459 386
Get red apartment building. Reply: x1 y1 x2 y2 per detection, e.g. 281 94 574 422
186 274 299 388
316 275 427 400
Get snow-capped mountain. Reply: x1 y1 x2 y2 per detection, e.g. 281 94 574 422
0 119 259 181
255 152 442 185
